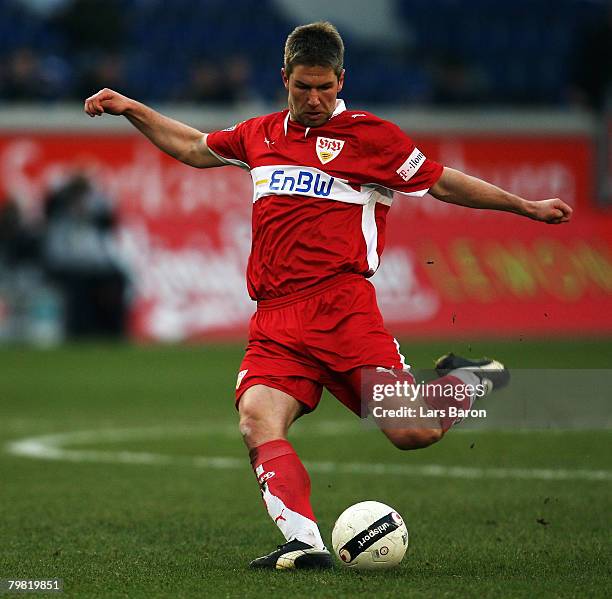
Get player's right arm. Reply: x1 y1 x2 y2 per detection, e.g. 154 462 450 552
84 88 224 169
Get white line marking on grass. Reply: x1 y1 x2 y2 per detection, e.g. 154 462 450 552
5 427 612 482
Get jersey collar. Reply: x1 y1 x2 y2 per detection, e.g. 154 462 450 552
331 99 347 118
283 99 347 137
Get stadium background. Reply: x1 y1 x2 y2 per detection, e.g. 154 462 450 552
0 0 610 343
1 1 610 598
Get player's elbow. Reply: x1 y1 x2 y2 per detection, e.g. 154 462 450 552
180 146 223 169
429 166 474 204
175 147 204 168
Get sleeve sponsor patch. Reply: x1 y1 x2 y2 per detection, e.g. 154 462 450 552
396 147 425 182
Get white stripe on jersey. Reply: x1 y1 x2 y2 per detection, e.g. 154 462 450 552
207 143 250 171
250 165 394 206
393 338 411 372
361 198 379 274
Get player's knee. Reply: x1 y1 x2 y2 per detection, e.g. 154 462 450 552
238 399 264 441
237 391 284 445
385 428 443 450
237 384 303 447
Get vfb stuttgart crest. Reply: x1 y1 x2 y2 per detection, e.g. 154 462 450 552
316 137 345 165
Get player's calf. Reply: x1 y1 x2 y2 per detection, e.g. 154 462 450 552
382 426 443 450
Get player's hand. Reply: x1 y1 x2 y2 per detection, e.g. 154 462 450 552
526 198 573 224
84 88 132 117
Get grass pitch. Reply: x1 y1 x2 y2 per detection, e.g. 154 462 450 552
1 340 610 598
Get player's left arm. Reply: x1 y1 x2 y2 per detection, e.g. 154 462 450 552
429 166 573 224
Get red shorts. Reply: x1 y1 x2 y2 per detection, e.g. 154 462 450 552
235 274 408 416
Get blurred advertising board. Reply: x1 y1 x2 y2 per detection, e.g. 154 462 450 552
0 131 610 341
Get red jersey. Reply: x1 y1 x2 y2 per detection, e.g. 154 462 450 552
207 100 443 300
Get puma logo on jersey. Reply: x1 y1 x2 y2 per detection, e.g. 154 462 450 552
236 369 248 389
316 137 345 164
375 366 398 378
351 113 367 118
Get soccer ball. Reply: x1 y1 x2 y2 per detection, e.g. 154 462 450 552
331 501 409 569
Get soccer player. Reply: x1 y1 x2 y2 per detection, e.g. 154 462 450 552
85 22 572 570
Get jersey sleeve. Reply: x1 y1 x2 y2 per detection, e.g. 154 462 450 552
363 120 443 196
206 120 251 170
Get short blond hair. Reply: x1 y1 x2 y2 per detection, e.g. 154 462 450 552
284 21 344 77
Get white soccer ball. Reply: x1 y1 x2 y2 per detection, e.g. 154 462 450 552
331 501 409 570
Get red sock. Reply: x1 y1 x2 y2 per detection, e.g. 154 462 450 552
249 439 324 549
422 374 478 432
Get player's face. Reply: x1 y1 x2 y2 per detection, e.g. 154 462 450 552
282 64 344 127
